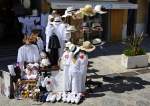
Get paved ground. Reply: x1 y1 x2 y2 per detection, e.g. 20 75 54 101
0 37 150 106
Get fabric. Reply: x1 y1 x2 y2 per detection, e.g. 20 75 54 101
41 13 49 45
45 23 54 52
36 37 44 52
17 44 41 64
78 52 88 92
61 51 72 91
48 48 59 66
42 76 55 92
48 33 61 49
53 21 66 57
69 58 82 93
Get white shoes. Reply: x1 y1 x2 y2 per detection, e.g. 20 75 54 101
75 93 82 104
66 93 72 103
56 92 62 102
71 94 76 104
49 94 56 103
46 93 56 103
62 92 68 103
46 92 82 104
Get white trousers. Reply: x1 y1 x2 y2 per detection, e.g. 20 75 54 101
63 65 71 91
70 71 81 93
80 70 87 92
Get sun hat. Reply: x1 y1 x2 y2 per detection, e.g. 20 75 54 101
92 23 101 28
92 38 102 45
94 5 107 14
62 7 76 17
80 41 96 52
81 4 95 16
66 25 77 32
69 44 80 55
67 6 77 13
65 42 72 48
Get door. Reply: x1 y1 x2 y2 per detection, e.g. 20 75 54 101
147 2 150 36
111 10 124 42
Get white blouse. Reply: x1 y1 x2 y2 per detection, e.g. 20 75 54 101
17 44 41 63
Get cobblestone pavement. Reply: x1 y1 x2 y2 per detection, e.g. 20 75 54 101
0 37 150 106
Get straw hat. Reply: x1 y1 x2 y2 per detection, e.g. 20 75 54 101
92 38 102 45
65 42 72 48
81 4 95 16
66 6 77 13
62 7 76 18
94 5 107 14
80 41 95 52
92 23 101 28
66 25 77 32
69 44 80 55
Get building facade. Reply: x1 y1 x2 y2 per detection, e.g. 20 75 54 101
50 0 138 42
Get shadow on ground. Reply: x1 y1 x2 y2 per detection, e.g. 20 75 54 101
86 68 150 98
88 36 150 59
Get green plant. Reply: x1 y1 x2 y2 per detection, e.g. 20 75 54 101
123 32 145 56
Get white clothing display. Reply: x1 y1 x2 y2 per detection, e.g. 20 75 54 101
79 53 88 92
42 76 55 92
18 16 40 35
17 44 41 64
45 23 54 52
61 51 72 91
69 58 82 93
53 22 66 57
36 37 44 52
41 13 49 28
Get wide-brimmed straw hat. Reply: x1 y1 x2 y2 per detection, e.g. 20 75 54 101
65 42 72 48
92 38 102 45
81 4 95 16
94 5 107 14
66 25 77 32
62 6 77 17
80 41 95 52
69 44 80 55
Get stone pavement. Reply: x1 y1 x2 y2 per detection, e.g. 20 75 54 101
1 37 150 106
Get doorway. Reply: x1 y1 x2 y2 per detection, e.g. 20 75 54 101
147 2 150 36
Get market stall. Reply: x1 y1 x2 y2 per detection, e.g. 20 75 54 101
1 4 106 104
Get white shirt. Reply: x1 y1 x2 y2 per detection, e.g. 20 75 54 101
17 44 41 63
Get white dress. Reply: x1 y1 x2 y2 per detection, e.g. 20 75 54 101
61 51 72 91
17 44 41 63
53 22 66 57
45 23 54 52
69 57 82 93
78 52 88 92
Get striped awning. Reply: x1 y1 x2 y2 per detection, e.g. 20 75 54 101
51 0 138 9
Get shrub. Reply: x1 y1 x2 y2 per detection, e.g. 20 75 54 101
123 32 145 56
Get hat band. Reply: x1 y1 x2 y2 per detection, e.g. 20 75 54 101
72 46 77 53
54 21 61 22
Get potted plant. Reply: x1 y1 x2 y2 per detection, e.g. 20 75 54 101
121 32 149 69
